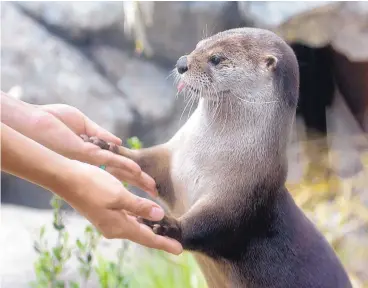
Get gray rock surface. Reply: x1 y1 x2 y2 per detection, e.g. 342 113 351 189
88 44 188 145
238 1 368 61
1 2 134 139
13 1 242 66
14 1 125 42
124 1 242 64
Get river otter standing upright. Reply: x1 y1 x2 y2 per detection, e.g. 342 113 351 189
84 28 352 287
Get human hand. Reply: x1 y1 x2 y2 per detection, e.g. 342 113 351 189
61 160 183 255
33 104 157 197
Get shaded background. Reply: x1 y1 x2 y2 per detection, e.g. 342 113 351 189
1 1 368 287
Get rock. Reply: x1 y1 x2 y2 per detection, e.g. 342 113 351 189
14 1 125 43
125 1 242 65
88 45 188 145
89 45 176 125
238 1 368 61
1 2 134 139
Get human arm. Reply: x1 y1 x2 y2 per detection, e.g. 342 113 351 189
0 91 156 196
1 123 183 255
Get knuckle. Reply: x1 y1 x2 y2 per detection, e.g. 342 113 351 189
105 193 122 209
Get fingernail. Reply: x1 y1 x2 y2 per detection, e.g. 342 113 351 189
149 207 164 221
167 239 183 255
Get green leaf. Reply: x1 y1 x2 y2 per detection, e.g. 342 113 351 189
55 280 65 288
39 226 46 238
126 136 143 150
76 239 84 250
85 225 94 234
52 247 63 261
69 281 80 288
53 222 65 231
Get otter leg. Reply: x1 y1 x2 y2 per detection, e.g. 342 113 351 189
80 135 175 207
139 197 240 258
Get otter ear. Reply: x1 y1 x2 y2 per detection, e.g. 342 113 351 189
264 55 278 71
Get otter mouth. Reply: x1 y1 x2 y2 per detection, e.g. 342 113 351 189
177 81 200 94
177 80 230 97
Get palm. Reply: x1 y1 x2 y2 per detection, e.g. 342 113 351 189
40 104 120 144
39 104 156 196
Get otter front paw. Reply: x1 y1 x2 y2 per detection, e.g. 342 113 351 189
139 216 182 242
81 135 109 149
81 135 119 154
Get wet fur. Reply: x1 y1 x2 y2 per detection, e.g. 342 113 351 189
84 28 352 287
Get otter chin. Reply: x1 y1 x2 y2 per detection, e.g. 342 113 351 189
84 27 352 288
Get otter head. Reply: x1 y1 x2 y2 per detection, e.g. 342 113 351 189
175 28 299 109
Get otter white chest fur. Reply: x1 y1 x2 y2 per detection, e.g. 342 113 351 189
84 28 352 288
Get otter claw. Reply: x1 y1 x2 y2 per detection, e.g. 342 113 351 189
138 216 182 242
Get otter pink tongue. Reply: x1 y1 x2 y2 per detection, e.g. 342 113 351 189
177 81 185 93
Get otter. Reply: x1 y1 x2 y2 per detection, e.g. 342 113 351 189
83 28 352 288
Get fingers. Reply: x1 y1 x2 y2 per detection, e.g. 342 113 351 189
90 148 157 195
124 215 183 255
106 166 158 198
108 186 164 222
87 145 141 175
84 146 157 196
84 116 122 146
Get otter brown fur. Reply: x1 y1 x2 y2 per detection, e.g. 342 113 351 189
83 28 352 288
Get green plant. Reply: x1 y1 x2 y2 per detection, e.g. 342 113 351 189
75 225 101 287
32 196 73 288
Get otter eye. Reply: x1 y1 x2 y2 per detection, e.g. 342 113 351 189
209 55 223 66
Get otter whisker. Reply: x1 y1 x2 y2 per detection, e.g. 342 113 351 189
179 87 194 124
188 86 200 119
205 83 221 133
166 68 178 81
219 91 228 136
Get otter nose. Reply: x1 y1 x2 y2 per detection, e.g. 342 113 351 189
176 56 188 74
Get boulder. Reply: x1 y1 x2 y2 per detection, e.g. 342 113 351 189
87 44 188 145
122 1 242 65
14 1 125 43
1 2 134 139
238 1 368 61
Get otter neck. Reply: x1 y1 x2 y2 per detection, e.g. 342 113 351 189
199 95 293 144
194 96 293 188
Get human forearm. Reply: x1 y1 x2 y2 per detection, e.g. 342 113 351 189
1 92 84 159
1 91 157 195
1 123 76 197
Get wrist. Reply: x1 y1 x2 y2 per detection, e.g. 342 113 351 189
49 159 88 204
